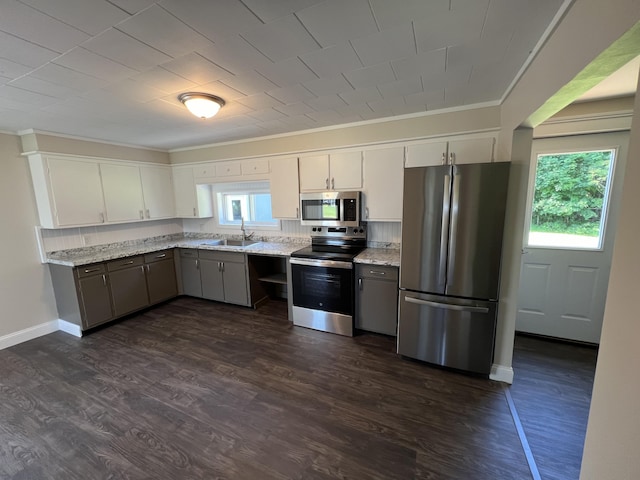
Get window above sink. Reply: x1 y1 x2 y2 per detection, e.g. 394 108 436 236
213 181 280 230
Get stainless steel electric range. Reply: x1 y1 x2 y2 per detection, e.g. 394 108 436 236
290 226 367 336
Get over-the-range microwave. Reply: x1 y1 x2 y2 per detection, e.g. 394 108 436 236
300 191 361 227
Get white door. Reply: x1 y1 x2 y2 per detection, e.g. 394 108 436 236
362 146 404 221
516 132 629 344
100 163 145 222
270 157 300 219
329 151 362 190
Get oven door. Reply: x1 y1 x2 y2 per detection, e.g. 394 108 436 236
290 258 354 316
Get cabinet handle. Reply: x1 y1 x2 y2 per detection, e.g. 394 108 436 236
145 209 150 218
102 274 106 286
195 259 199 269
122 260 135 265
99 212 105 223
140 265 145 273
221 262 225 273
139 210 144 219
331 178 334 190
365 207 369 219
358 278 363 290
295 207 299 218
193 207 196 217
449 152 455 165
217 262 221 271
441 152 446 165
325 178 329 189
84 268 100 273
146 264 150 273
369 270 386 276
155 253 166 258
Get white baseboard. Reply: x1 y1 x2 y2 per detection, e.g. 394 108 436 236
490 364 514 384
0 320 59 350
57 319 82 337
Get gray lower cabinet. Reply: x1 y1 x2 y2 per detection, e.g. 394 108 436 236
145 250 178 304
355 264 399 336
107 256 150 317
179 249 203 297
76 264 114 328
199 250 249 306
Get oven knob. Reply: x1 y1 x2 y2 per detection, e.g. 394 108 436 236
317 227 322 232
312 227 317 232
359 228 364 233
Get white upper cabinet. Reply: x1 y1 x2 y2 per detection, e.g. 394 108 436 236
140 165 175 219
242 158 270 175
172 166 213 218
362 147 404 222
405 135 496 168
100 163 146 223
270 156 300 219
299 151 362 191
29 155 106 228
447 137 495 165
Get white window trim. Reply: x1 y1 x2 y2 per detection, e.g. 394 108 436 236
524 141 619 252
212 181 281 231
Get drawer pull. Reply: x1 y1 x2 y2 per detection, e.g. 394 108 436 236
369 270 386 275
122 260 135 265
84 268 100 273
155 253 166 258
102 274 106 286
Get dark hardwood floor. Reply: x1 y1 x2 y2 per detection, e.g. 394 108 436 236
2 297 595 480
509 334 598 480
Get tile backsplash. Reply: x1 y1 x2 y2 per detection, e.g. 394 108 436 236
40 218 401 253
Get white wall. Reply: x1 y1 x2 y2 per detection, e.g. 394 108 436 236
0 133 58 338
579 70 640 480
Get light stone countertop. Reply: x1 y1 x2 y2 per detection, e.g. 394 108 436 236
46 238 308 267
354 248 400 267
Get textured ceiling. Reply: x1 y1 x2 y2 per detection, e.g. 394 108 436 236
0 0 567 150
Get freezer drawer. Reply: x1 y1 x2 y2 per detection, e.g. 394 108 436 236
397 291 497 375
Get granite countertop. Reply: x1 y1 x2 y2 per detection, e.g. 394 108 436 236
46 237 308 267
354 248 400 267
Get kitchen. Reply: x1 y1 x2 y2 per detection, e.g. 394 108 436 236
0 0 639 479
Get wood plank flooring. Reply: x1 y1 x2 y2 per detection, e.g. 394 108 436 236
1 297 559 479
509 334 598 480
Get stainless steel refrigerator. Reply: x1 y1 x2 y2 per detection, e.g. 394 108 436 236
397 162 510 375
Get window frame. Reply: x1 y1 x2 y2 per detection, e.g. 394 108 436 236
213 181 280 230
523 144 619 252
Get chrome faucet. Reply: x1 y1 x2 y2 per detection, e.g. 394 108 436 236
241 218 254 240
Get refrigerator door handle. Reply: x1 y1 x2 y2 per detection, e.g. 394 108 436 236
404 296 489 314
446 166 461 291
439 172 451 287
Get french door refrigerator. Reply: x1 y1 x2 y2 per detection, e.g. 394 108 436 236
398 162 510 375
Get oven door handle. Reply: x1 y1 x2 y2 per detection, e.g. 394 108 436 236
290 258 353 270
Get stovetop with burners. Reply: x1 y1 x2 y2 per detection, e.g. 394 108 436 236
291 226 367 262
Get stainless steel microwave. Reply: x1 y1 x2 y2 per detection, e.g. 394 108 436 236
300 191 361 227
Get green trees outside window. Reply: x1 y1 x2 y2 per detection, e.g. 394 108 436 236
528 149 614 248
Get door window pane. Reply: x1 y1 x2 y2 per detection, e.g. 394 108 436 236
527 149 615 249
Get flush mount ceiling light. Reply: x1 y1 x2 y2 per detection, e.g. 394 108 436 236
178 92 225 119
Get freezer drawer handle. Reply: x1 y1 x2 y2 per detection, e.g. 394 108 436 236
404 296 489 313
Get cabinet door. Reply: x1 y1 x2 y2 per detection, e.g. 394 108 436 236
200 258 225 302
299 154 329 191
221 260 249 306
362 147 404 221
173 168 213 218
78 274 113 328
405 141 448 168
242 158 270 175
180 253 202 297
109 265 149 317
47 157 105 226
270 157 300 219
330 151 362 190
100 163 145 222
146 258 178 304
448 137 495 164
356 266 399 336
140 165 175 219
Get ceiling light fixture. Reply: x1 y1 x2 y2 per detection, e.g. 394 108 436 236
178 92 225 119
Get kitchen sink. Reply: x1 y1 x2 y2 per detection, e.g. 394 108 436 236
199 239 258 247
